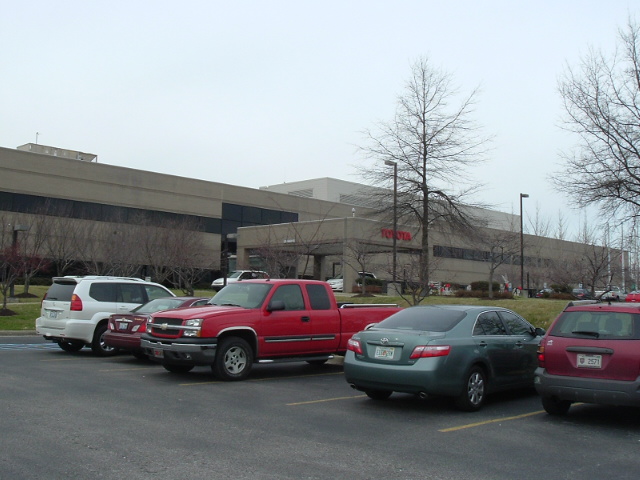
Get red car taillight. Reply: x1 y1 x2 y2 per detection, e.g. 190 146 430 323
410 345 451 359
537 344 545 368
347 338 363 355
70 294 83 311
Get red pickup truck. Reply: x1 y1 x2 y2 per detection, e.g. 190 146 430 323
140 279 401 380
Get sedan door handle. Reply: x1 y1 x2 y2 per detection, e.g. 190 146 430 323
478 341 487 348
301 316 310 322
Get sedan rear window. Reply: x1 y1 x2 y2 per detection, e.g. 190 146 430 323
376 307 466 332
549 311 640 339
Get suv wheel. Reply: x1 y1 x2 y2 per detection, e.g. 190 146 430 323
91 323 119 357
541 396 571 415
57 340 84 352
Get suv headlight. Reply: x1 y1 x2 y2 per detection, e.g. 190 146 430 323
182 318 203 337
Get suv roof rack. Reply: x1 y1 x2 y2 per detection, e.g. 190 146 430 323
55 275 145 282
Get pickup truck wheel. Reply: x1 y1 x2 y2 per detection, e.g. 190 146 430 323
57 340 84 352
91 324 120 357
213 337 253 381
163 364 194 374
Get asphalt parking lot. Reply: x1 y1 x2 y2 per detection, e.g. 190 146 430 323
1 335 639 480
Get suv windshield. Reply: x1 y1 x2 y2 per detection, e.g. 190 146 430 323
549 310 640 339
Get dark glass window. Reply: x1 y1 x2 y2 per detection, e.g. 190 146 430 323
306 284 332 310
376 307 465 332
89 283 117 302
474 312 507 335
270 285 305 311
118 284 145 304
499 311 533 336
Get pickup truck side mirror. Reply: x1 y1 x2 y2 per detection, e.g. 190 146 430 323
267 300 286 312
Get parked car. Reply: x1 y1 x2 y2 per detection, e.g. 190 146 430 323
597 286 627 301
535 301 640 414
36 276 175 356
625 291 640 302
535 288 554 298
344 305 545 411
327 272 376 292
211 270 269 291
104 296 210 358
572 288 592 300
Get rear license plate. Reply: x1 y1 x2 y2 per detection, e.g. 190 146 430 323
577 353 602 368
374 346 395 359
47 310 58 319
153 349 164 359
118 322 128 331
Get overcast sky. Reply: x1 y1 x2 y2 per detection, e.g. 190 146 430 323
1 1 637 237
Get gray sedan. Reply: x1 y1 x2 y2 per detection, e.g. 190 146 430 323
344 305 545 411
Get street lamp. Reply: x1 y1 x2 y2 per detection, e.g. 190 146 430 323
384 160 398 284
9 224 29 297
519 193 529 295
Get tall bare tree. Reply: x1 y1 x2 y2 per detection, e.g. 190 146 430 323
556 18 640 221
360 56 490 297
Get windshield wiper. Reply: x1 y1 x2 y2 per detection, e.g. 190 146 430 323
571 330 600 338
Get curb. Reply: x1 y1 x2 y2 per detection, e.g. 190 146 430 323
0 330 38 336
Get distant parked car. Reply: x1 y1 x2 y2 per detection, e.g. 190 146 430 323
625 291 640 302
327 272 376 293
535 301 640 415
104 296 210 358
211 270 269 291
344 305 545 411
535 288 554 298
572 288 592 300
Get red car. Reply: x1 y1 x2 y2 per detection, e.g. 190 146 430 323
625 291 640 302
535 301 640 414
104 296 210 358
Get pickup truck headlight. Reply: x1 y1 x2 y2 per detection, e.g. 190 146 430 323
182 318 203 337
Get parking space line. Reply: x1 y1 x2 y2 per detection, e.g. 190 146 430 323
287 394 367 406
439 410 545 432
40 358 80 362
98 367 154 372
178 371 343 387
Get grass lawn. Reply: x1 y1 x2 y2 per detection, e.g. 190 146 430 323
1 284 569 332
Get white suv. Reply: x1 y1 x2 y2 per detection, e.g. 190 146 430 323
36 276 174 356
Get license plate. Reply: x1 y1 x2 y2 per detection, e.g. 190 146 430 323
153 349 164 359
47 310 58 319
374 346 395 359
118 322 128 331
577 353 602 368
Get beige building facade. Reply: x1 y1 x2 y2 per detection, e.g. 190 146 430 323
0 143 628 292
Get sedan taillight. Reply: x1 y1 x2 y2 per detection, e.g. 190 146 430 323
410 345 451 359
347 338 363 355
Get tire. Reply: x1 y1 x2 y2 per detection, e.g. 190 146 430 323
306 359 328 366
163 364 194 374
541 396 572 415
212 337 253 381
132 350 149 360
91 323 120 357
455 366 486 411
57 340 84 352
365 389 392 400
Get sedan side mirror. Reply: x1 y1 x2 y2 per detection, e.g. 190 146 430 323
534 327 546 337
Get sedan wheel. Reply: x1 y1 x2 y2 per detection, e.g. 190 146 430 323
365 390 392 400
455 366 486 411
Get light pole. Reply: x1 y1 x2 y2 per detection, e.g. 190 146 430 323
9 224 29 297
384 160 398 284
519 193 529 295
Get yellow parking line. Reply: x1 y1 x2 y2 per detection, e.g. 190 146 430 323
98 367 154 372
179 371 343 387
40 358 78 362
439 410 545 432
287 395 367 406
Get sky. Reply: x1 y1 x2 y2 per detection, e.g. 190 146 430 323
1 0 638 239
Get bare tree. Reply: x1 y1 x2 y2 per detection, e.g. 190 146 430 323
360 56 491 296
473 227 520 298
555 18 640 221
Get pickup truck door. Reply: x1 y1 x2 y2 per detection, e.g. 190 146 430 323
259 284 313 356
